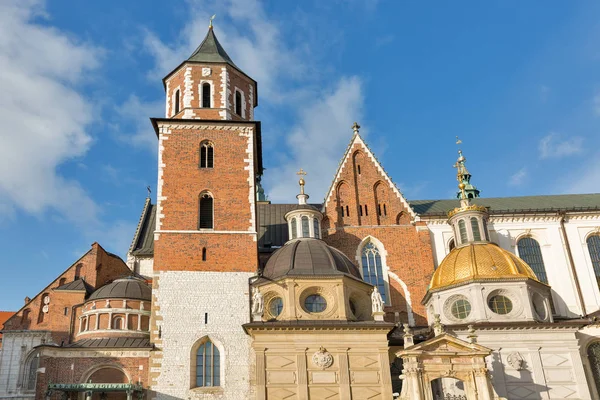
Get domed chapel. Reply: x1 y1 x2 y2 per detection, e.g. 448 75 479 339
2 22 600 400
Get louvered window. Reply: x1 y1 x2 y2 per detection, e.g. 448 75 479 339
200 142 214 168
313 218 320 239
199 194 214 229
517 237 548 283
458 220 467 244
301 216 310 238
202 83 211 108
291 218 297 239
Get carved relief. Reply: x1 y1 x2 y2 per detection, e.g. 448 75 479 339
507 352 524 371
312 347 334 370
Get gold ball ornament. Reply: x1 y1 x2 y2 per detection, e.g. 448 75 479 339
458 183 466 190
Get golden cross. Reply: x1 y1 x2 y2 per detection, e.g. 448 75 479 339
297 168 306 194
296 168 306 177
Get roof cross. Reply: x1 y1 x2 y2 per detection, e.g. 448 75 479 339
352 121 361 135
297 168 307 194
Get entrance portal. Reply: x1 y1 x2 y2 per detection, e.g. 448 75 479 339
431 377 467 400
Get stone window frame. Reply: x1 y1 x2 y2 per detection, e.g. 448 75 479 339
356 236 392 306
199 140 214 169
585 341 600 399
234 87 245 118
190 336 225 391
198 190 215 230
516 235 549 284
199 81 213 108
584 230 600 294
21 350 39 392
172 86 181 116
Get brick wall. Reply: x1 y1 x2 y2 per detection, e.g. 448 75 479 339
323 140 435 326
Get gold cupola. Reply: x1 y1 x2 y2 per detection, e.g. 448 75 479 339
429 140 542 292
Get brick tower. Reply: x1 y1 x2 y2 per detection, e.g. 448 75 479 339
149 22 261 399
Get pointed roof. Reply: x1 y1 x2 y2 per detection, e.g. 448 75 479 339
187 27 239 69
322 130 417 220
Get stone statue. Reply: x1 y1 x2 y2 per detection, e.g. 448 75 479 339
433 314 445 336
251 287 264 317
371 287 384 313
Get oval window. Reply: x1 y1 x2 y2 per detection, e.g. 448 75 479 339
488 295 513 315
450 299 471 319
304 294 327 313
269 297 283 317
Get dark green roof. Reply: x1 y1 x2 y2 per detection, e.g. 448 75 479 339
410 193 600 216
188 27 238 69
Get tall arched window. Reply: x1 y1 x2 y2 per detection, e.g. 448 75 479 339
113 316 123 330
517 237 548 283
588 234 600 290
200 141 214 168
199 193 214 229
470 217 481 241
74 263 82 279
301 216 310 238
195 339 220 387
25 353 39 391
202 83 211 108
361 241 387 303
448 238 456 251
235 91 242 116
458 220 467 244
174 89 180 115
291 218 297 239
313 218 320 239
587 342 600 396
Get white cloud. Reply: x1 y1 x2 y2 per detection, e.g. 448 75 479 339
509 167 527 186
0 0 101 224
264 77 363 203
115 95 164 153
140 0 366 203
538 133 583 159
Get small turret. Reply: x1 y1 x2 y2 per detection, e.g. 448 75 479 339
284 169 323 240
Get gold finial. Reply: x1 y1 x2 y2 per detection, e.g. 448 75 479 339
352 122 360 135
297 168 307 194
209 14 216 28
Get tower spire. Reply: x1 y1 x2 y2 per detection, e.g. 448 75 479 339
453 137 480 203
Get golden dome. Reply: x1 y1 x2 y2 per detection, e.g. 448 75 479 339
429 242 541 291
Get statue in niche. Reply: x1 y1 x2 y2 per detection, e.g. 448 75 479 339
371 287 384 313
251 287 264 317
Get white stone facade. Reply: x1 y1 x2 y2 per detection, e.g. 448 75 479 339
0 331 52 400
426 213 600 318
452 327 593 400
151 271 253 400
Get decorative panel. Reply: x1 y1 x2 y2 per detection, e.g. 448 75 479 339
351 371 380 384
266 387 297 400
266 355 296 369
267 371 297 385
310 371 337 384
350 386 382 399
308 387 339 399
349 355 379 369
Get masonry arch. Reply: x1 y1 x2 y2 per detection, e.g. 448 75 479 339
80 364 131 384
190 335 225 389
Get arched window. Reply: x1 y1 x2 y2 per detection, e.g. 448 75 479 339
517 237 548 283
202 83 211 108
195 339 220 387
74 263 82 280
313 218 320 239
588 234 600 289
113 316 123 330
174 89 180 115
200 141 214 168
588 342 600 395
449 238 456 251
199 193 214 229
458 220 467 244
361 241 387 303
301 216 310 238
24 352 39 391
235 91 242 116
291 218 298 239
346 206 350 217
470 217 481 241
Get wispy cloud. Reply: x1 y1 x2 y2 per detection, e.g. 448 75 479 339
114 95 164 154
509 167 527 186
139 0 366 203
0 0 101 225
538 133 583 159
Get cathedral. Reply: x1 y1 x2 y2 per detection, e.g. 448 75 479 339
2 23 600 400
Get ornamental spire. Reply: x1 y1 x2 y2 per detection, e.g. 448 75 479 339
453 137 480 205
296 168 309 205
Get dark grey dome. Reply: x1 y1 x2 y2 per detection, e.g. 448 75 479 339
263 238 362 280
88 277 151 301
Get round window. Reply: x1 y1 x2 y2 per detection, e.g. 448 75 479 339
488 295 513 315
450 299 471 319
269 297 283 317
304 294 327 313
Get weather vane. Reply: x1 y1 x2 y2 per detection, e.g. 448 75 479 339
297 168 307 194
146 186 152 198
209 14 216 28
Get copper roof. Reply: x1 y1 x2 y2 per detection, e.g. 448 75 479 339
88 277 151 301
262 238 362 280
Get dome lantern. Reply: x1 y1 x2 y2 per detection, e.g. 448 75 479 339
284 169 323 240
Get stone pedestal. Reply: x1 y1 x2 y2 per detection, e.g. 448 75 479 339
372 311 385 321
252 313 263 322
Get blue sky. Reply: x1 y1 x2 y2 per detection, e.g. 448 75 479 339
1 0 599 311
